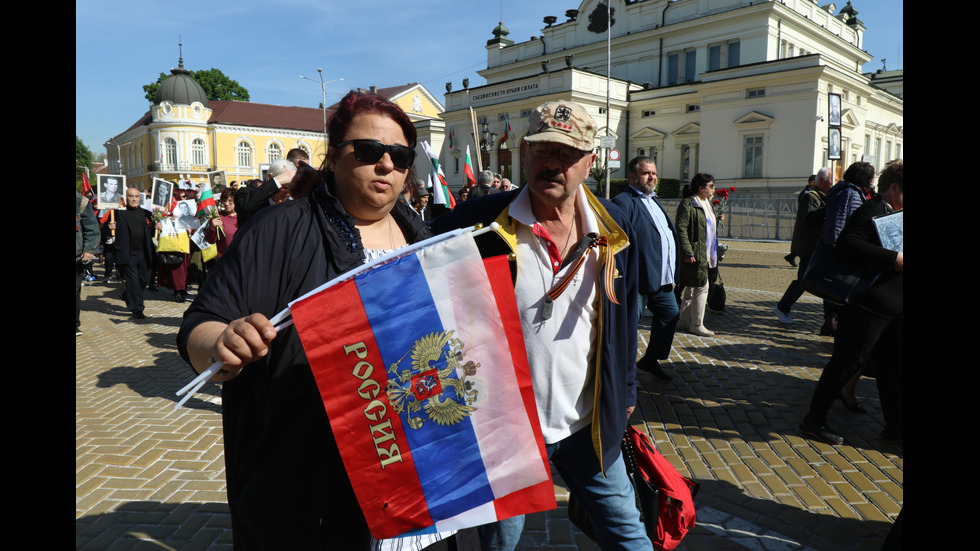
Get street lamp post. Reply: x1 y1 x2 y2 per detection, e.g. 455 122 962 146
300 70 343 152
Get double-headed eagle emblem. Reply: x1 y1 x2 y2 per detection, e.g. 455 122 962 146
386 330 481 430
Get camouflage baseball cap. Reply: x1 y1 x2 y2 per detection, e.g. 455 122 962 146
524 101 597 151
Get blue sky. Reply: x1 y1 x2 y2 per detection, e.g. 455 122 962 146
76 0 902 156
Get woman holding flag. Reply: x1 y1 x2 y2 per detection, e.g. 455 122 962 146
178 91 432 549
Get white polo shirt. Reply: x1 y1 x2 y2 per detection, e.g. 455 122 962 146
508 185 600 444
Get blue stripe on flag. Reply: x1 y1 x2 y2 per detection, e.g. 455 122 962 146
358 254 494 522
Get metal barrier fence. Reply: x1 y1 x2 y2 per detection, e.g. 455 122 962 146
660 198 797 241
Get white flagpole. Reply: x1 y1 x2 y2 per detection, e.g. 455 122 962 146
174 222 500 410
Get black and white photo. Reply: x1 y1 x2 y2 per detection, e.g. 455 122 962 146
209 170 226 189
97 174 126 210
828 127 841 160
828 93 841 127
173 199 200 231
152 179 174 210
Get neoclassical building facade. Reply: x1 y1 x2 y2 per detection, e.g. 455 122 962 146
104 59 445 190
439 0 902 198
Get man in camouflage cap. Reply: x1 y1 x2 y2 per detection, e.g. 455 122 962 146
432 101 649 549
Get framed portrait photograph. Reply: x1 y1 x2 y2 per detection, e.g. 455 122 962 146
828 127 842 161
208 170 227 189
828 93 841 127
152 178 174 211
97 174 126 210
173 199 201 231
140 190 152 211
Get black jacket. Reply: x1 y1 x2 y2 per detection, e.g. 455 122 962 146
178 181 430 549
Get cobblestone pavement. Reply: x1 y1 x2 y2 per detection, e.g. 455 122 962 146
76 240 902 550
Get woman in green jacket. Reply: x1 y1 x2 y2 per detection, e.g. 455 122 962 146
675 173 719 336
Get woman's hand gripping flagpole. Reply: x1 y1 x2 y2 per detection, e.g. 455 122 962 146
174 222 500 410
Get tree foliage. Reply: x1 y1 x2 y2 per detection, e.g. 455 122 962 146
143 67 250 103
77 136 93 190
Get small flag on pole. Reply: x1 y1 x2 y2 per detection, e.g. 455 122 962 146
196 181 217 218
421 141 456 209
464 146 477 188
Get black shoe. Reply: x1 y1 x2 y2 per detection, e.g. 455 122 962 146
799 416 843 445
637 356 673 381
174 291 186 304
132 311 147 320
784 254 797 267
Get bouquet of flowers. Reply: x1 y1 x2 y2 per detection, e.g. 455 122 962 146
712 186 735 225
151 207 169 224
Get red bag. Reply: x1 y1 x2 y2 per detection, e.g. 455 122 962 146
623 425 699 550
568 426 699 550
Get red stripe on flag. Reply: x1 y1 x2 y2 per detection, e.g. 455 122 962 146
482 255 556 519
291 278 433 538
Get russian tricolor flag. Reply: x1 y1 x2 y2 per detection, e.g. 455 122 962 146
291 232 555 539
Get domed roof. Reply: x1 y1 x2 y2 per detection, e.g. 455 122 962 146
154 57 208 107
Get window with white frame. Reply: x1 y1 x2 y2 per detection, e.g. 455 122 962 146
164 138 177 167
237 142 252 168
267 143 282 163
743 136 763 178
192 139 206 166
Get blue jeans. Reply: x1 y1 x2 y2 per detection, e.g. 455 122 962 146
639 285 680 360
479 426 652 550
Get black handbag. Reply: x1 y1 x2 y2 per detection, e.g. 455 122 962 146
800 242 879 306
158 251 185 266
707 267 726 313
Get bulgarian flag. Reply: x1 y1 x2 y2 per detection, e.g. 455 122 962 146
502 114 512 146
448 123 456 149
196 181 217 218
421 141 456 209
464 145 477 188
289 230 556 539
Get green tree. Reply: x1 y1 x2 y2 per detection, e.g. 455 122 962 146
143 68 250 103
76 136 94 191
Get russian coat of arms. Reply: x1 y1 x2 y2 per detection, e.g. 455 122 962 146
386 330 481 429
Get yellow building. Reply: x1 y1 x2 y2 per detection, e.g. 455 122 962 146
105 57 445 190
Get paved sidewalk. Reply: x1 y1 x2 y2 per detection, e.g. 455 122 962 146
76 240 902 550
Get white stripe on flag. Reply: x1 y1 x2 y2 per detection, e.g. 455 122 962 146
417 236 548 498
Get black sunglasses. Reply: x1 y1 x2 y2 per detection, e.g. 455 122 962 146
336 139 416 169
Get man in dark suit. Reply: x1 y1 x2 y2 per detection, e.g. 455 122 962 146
612 156 679 381
109 188 159 319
